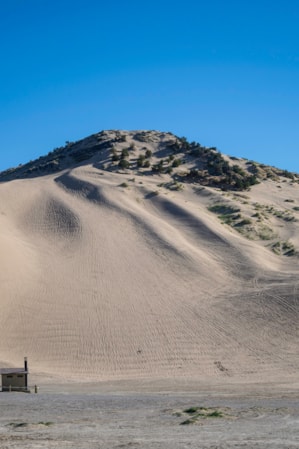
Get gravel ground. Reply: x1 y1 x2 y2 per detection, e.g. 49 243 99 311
1 385 299 448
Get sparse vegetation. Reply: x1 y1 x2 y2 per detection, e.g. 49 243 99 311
118 159 130 169
257 225 277 241
271 240 296 256
152 160 164 173
8 422 28 428
137 155 146 167
234 218 252 227
172 158 182 168
209 204 240 215
179 407 225 425
7 421 53 428
121 148 129 159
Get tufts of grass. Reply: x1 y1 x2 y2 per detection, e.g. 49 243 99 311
271 240 296 256
184 407 205 414
8 421 54 428
180 418 197 425
257 225 276 241
209 204 240 215
234 218 252 227
282 240 296 256
8 422 28 428
207 410 223 418
180 407 225 424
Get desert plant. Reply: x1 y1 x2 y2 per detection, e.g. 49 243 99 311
234 218 252 227
121 148 129 158
172 158 182 167
165 166 173 174
209 204 240 215
137 155 145 167
152 160 164 173
118 159 130 169
145 149 152 158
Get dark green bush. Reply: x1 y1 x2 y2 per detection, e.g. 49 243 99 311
145 149 152 158
118 159 130 169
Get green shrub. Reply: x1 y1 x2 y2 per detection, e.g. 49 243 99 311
137 155 145 167
121 148 129 158
172 158 182 167
145 149 152 158
118 159 130 169
184 407 200 414
152 160 164 173
234 218 252 227
209 204 240 215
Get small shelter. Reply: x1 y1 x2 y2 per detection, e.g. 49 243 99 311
0 357 29 392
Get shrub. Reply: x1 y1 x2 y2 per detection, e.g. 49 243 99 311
118 159 130 169
209 204 240 215
145 149 152 158
234 218 252 227
232 165 246 176
121 148 129 158
152 160 164 173
137 155 145 167
172 158 182 168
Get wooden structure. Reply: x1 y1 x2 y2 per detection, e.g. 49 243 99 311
0 357 29 392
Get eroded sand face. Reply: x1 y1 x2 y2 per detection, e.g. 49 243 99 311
0 130 298 385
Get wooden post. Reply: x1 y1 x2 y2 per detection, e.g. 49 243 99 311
24 357 28 391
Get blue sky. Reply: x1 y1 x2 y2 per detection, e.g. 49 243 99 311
1 0 298 172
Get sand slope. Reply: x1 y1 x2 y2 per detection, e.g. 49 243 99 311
0 131 298 385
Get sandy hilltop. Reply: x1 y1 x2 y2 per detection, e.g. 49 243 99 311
0 130 299 387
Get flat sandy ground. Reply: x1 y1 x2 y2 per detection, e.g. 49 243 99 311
1 382 299 449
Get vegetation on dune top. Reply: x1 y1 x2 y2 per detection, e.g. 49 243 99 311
0 130 298 191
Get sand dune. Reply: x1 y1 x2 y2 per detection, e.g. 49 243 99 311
0 130 298 386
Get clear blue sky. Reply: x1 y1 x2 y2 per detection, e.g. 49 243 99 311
1 0 298 172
